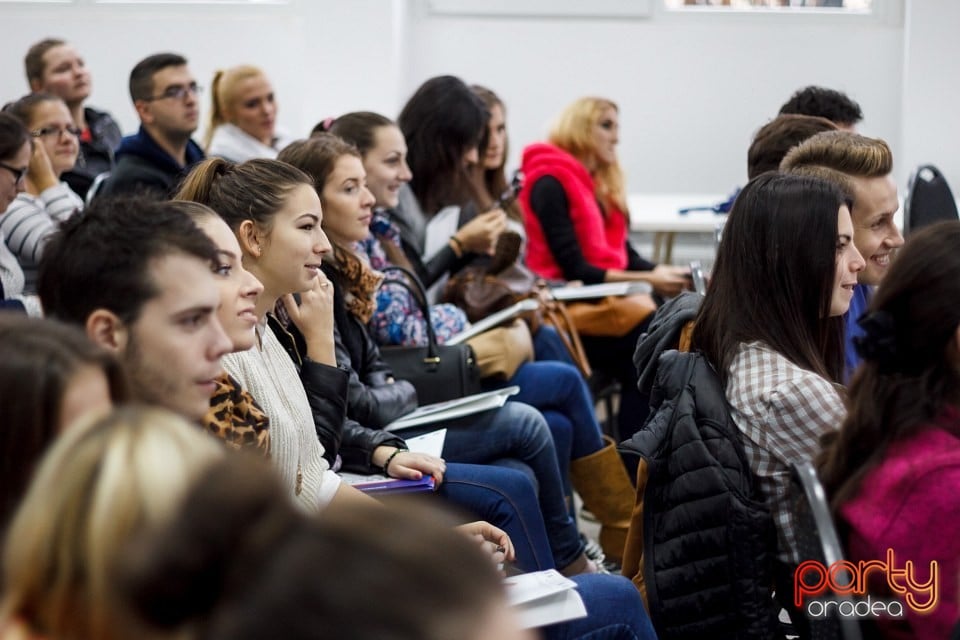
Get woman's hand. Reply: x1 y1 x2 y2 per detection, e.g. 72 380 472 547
373 447 446 484
279 271 336 366
27 141 58 192
456 520 516 569
454 209 507 255
646 264 691 297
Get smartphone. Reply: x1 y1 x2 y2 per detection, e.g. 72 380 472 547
689 260 707 295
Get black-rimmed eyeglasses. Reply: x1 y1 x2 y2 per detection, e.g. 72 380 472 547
31 125 82 139
0 163 28 185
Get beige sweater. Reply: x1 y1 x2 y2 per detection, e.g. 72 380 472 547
222 322 341 511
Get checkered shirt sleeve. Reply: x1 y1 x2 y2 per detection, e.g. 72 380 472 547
726 341 846 564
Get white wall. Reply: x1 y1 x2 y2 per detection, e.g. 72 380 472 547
901 0 960 194
404 0 907 193
0 0 946 195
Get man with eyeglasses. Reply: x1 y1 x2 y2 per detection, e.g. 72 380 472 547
99 53 205 199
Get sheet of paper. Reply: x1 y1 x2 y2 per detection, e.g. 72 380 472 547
549 282 652 301
404 428 446 457
503 570 587 629
446 299 540 345
385 386 520 432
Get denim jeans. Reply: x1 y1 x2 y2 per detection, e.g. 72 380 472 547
533 324 578 368
544 574 658 640
402 402 584 570
438 462 554 573
487 360 606 504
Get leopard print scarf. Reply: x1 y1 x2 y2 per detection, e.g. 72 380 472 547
333 244 384 324
203 372 270 455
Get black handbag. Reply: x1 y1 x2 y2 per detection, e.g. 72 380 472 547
378 266 482 405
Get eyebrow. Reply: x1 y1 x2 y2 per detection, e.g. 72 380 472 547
215 249 237 261
171 304 217 320
296 213 320 223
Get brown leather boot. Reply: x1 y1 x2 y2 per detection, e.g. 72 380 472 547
570 436 635 563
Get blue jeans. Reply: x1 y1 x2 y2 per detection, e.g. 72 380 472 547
438 462 553 573
487 360 606 504
533 324 578 367
402 402 584 570
544 574 658 640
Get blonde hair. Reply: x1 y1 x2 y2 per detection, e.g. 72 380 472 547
549 97 628 215
204 64 266 149
780 130 893 179
0 406 225 640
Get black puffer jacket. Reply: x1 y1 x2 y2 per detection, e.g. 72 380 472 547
619 350 779 640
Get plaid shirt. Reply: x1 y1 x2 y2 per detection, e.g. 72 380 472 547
726 341 845 564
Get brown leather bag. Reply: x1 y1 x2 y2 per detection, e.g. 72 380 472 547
566 294 657 338
443 231 593 377
444 265 593 378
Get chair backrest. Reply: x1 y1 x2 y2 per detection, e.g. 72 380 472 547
85 171 111 206
790 462 864 640
903 164 959 236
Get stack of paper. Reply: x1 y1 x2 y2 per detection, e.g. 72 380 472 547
504 569 587 629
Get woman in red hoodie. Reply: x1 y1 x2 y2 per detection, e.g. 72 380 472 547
520 97 689 439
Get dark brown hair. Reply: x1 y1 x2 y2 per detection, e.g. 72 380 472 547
175 157 313 233
747 114 837 180
692 172 851 385
0 315 127 532
470 85 521 221
819 221 960 513
398 75 487 216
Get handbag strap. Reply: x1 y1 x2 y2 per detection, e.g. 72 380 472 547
380 265 440 357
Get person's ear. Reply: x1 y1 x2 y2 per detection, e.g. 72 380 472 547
238 219 263 258
85 309 129 353
134 99 153 125
29 78 43 93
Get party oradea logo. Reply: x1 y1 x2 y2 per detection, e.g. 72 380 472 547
793 549 938 619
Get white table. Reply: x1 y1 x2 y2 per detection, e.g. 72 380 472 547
627 194 729 263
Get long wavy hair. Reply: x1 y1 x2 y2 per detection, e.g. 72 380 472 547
549 96 628 216
692 172 851 386
819 221 960 513
469 85 521 222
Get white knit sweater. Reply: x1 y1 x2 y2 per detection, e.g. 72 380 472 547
0 182 83 293
222 322 341 511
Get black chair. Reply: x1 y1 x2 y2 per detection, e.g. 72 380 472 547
903 164 959 235
85 171 111 206
589 370 621 440
790 462 863 640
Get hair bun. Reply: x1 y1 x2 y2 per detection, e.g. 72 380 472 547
854 310 898 366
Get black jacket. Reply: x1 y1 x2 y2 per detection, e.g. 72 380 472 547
386 185 476 288
324 264 414 472
62 106 122 199
620 350 779 640
99 126 204 200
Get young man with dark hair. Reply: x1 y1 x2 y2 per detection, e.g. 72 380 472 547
778 86 864 132
99 53 204 199
37 195 231 421
746 113 837 179
24 38 122 200
781 130 904 378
